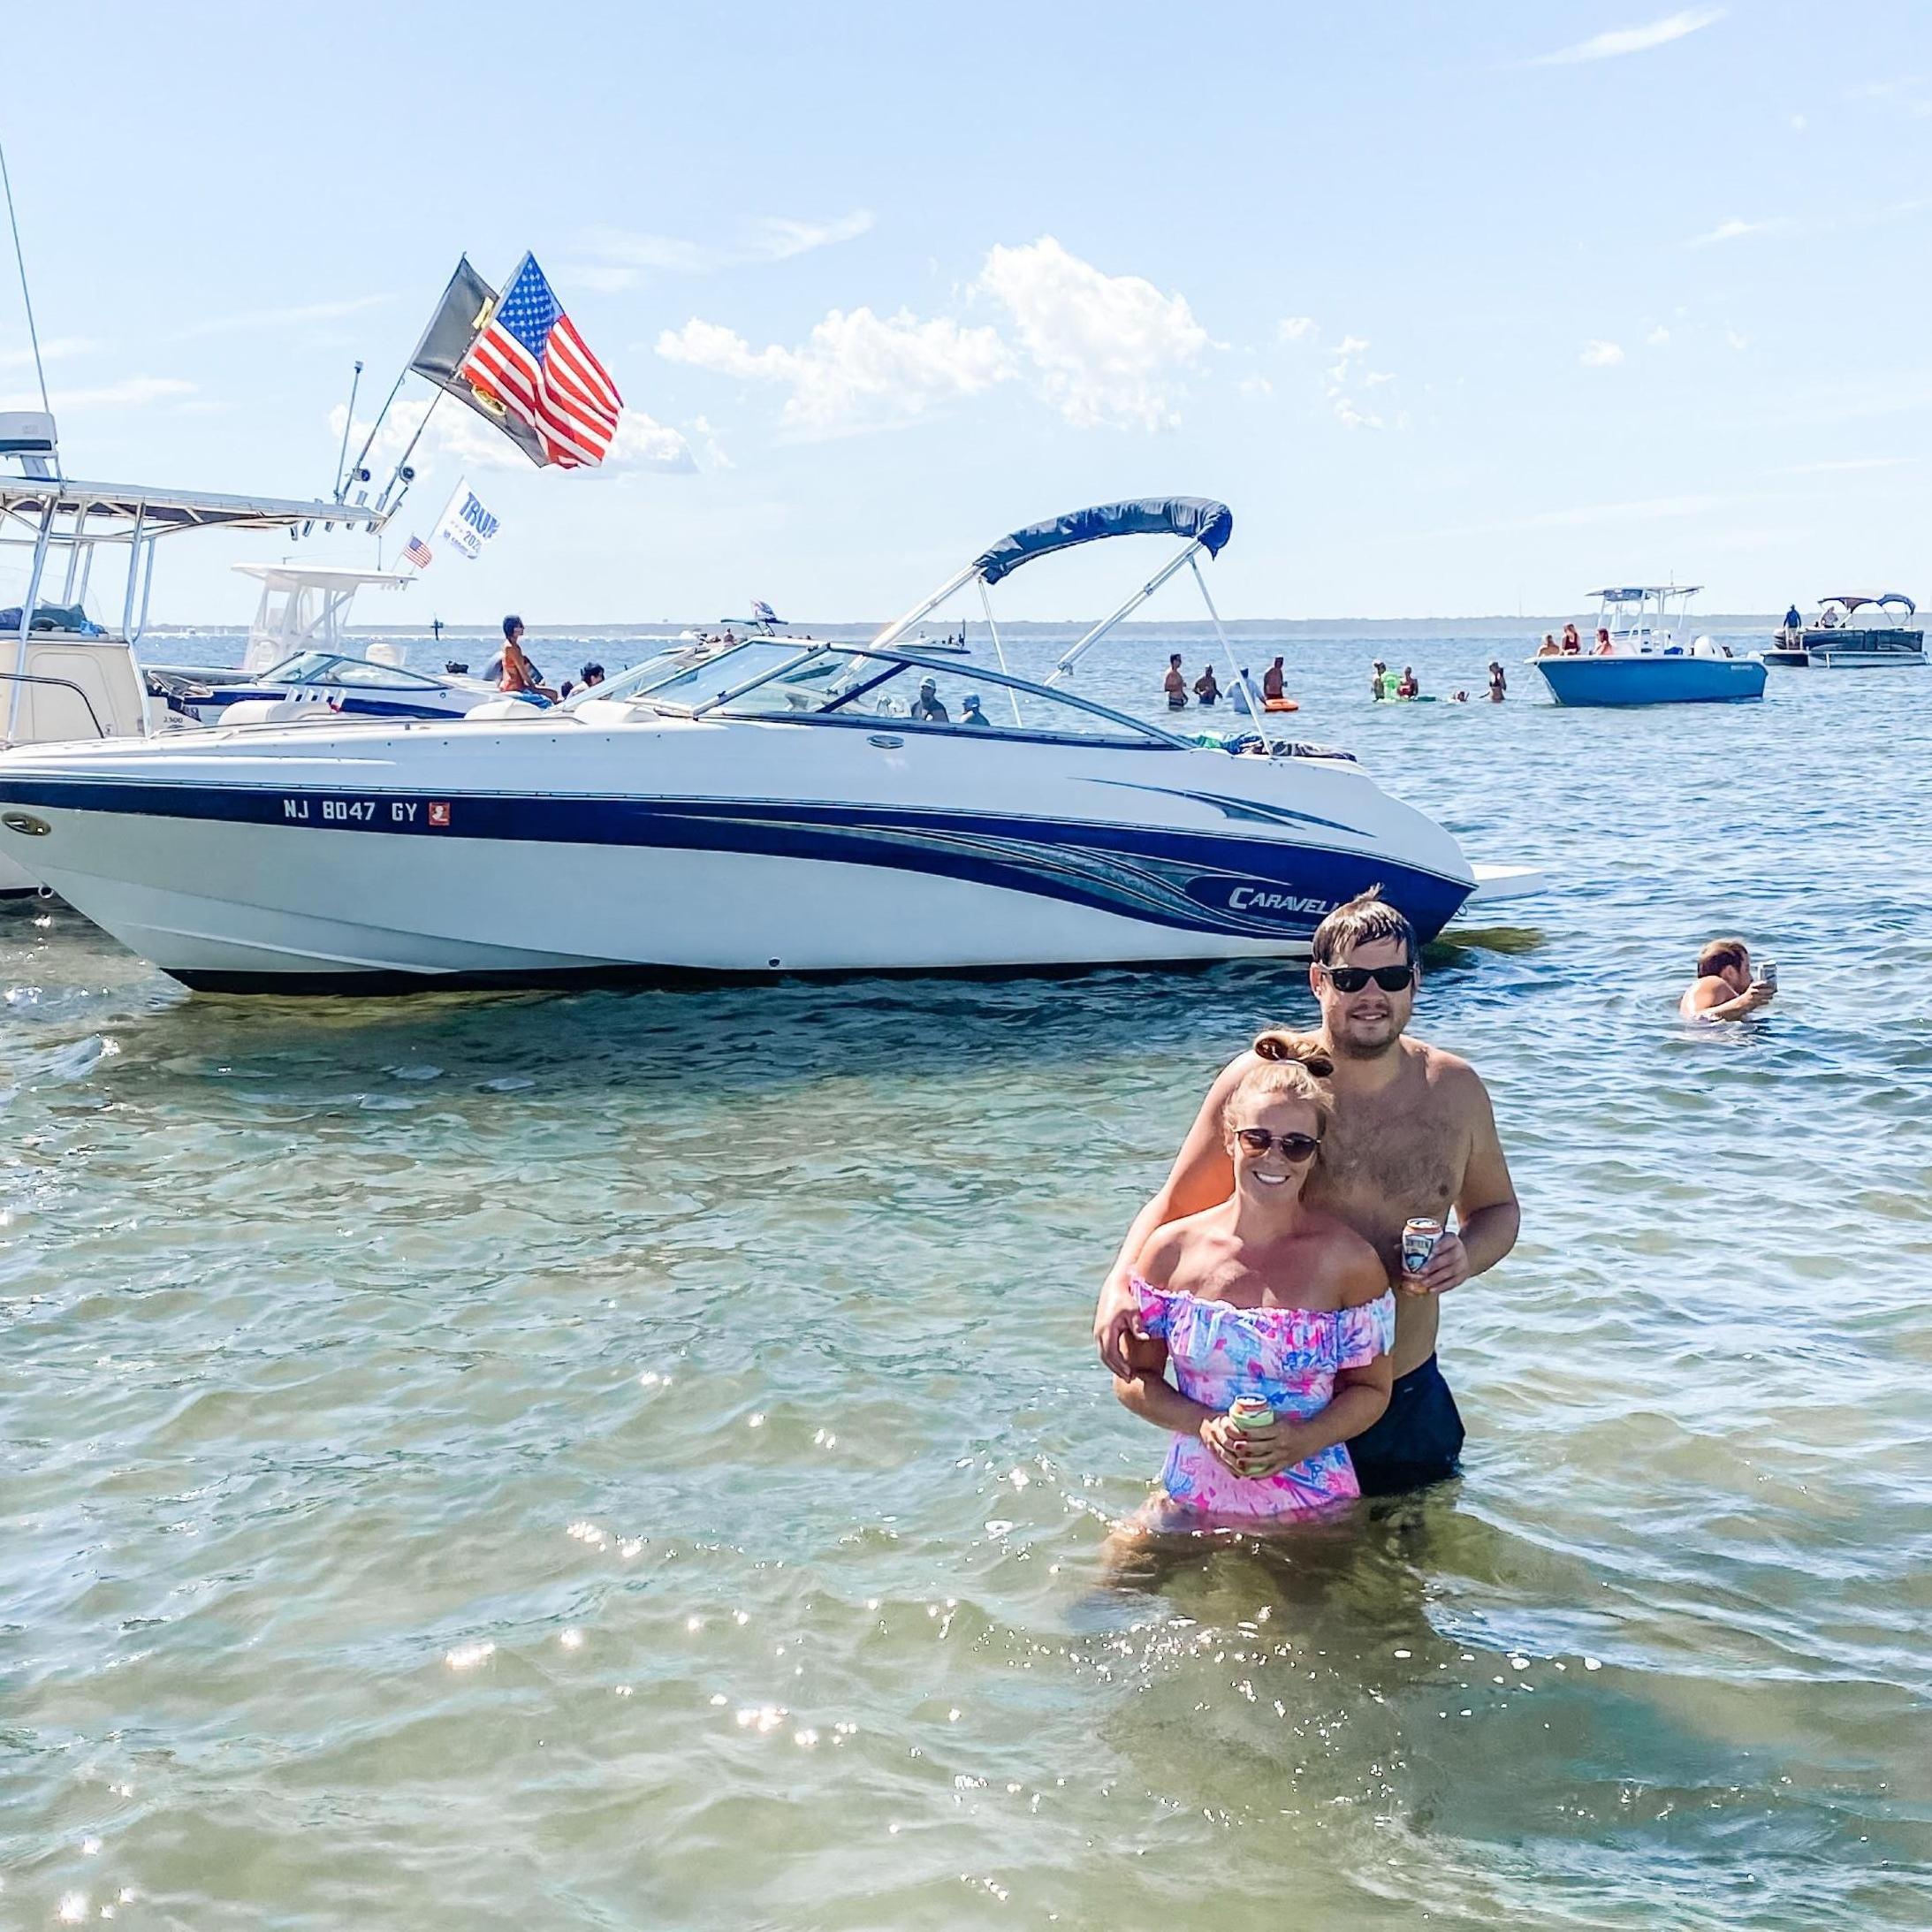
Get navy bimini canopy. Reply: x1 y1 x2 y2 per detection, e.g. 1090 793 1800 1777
972 497 1233 587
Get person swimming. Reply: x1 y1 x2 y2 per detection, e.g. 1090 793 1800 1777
1110 1038 1396 1527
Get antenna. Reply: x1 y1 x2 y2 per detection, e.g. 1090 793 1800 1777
0 134 53 437
334 360 363 498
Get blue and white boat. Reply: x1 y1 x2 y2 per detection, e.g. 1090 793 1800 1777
1533 585 1766 706
146 564 504 724
0 497 1535 992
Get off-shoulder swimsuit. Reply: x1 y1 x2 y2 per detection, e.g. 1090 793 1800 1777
1133 1277 1397 1520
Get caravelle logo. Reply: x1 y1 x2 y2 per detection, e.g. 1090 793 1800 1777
428 802 452 828
1227 886 1330 915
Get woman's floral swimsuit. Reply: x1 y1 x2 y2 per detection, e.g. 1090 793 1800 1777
1133 1277 1396 1520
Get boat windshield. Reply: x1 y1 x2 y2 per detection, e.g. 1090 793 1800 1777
685 645 1177 745
255 650 445 690
572 640 808 710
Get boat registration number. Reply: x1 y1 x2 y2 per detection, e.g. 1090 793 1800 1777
280 797 449 826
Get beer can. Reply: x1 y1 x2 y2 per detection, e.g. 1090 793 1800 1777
1402 1216 1442 1275
1228 1396 1274 1433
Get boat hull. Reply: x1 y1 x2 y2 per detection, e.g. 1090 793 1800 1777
1534 656 1766 706
0 716 1477 991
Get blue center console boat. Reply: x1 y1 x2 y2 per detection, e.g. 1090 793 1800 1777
1533 586 1767 706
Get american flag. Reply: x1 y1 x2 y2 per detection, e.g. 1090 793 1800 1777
456 255 622 468
402 535 435 569
752 598 778 623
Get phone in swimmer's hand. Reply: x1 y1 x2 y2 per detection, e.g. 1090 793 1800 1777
1754 960 1778 992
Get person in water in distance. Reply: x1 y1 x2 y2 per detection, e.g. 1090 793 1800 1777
1193 664 1221 706
1163 654 1189 709
1263 656 1287 703
1488 660 1507 701
1679 937 1776 1022
1111 1038 1395 1530
1093 889 1520 1496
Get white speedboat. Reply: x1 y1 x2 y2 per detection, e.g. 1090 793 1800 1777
0 498 1510 991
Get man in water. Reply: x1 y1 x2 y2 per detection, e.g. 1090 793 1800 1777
1163 654 1189 709
1679 938 1776 1022
1093 889 1519 1495
1370 658 1388 699
1262 656 1287 703
1192 665 1221 706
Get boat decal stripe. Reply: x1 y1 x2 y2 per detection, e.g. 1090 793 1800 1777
0 779 1473 941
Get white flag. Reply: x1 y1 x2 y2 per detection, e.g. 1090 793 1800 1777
432 478 502 562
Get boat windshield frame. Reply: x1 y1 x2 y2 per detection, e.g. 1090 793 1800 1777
639 640 1195 749
249 650 451 691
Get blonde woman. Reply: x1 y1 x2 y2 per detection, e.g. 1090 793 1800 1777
1112 1036 1395 1527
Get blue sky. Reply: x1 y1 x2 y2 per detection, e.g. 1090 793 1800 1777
4 1 1931 624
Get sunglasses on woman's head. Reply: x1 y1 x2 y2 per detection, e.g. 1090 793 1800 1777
1232 1127 1322 1161
1319 963 1415 993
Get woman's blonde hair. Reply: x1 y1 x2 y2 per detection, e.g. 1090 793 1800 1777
1223 1031 1335 1139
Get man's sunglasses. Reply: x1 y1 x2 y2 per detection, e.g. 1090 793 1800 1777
1232 1127 1322 1162
1319 963 1416 994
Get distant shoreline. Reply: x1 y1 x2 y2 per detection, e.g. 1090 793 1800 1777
141 613 1788 641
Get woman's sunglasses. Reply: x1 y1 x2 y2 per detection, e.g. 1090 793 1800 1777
1319 963 1416 994
1232 1127 1322 1162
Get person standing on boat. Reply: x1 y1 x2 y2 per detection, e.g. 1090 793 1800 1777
1487 660 1507 702
910 676 949 723
1193 665 1221 706
1679 939 1776 1022
1263 657 1287 703
1163 654 1189 709
1783 604 1802 640
1094 890 1520 1496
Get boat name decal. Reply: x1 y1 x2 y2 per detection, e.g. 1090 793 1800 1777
1226 886 1332 915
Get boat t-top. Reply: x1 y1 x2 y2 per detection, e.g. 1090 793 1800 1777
1533 584 1767 706
1766 593 1925 669
0 495 1534 991
0 408 385 893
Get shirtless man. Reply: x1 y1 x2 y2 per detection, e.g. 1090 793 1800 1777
1093 889 1519 1495
1678 937 1775 1022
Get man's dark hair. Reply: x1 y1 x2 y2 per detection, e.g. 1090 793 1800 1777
1697 937 1750 979
1311 887 1419 969
581 661 605 681
502 613 523 640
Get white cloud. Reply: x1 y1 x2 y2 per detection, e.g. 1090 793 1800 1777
573 211 874 288
170 295 391 340
1531 7 1724 65
1687 215 1784 247
1647 325 1671 346
1790 112 1807 131
1277 316 1319 344
1771 455 1914 475
1580 339 1626 367
1236 374 1274 397
1725 328 1749 350
0 335 97 373
657 308 1011 437
605 408 699 472
1320 334 1390 429
977 236 1208 430
3 375 197 411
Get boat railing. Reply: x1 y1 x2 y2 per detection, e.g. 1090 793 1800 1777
0 669 110 744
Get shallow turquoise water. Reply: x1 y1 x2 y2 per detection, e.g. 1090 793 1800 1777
4 633 1931 1928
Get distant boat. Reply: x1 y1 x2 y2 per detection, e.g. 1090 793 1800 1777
1533 585 1766 707
1765 593 1926 669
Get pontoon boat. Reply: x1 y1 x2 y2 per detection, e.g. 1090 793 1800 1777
1765 593 1925 669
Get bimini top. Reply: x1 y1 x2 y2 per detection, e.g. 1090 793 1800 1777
973 498 1233 586
1821 591 1916 616
1589 584 1703 602
0 477 386 539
